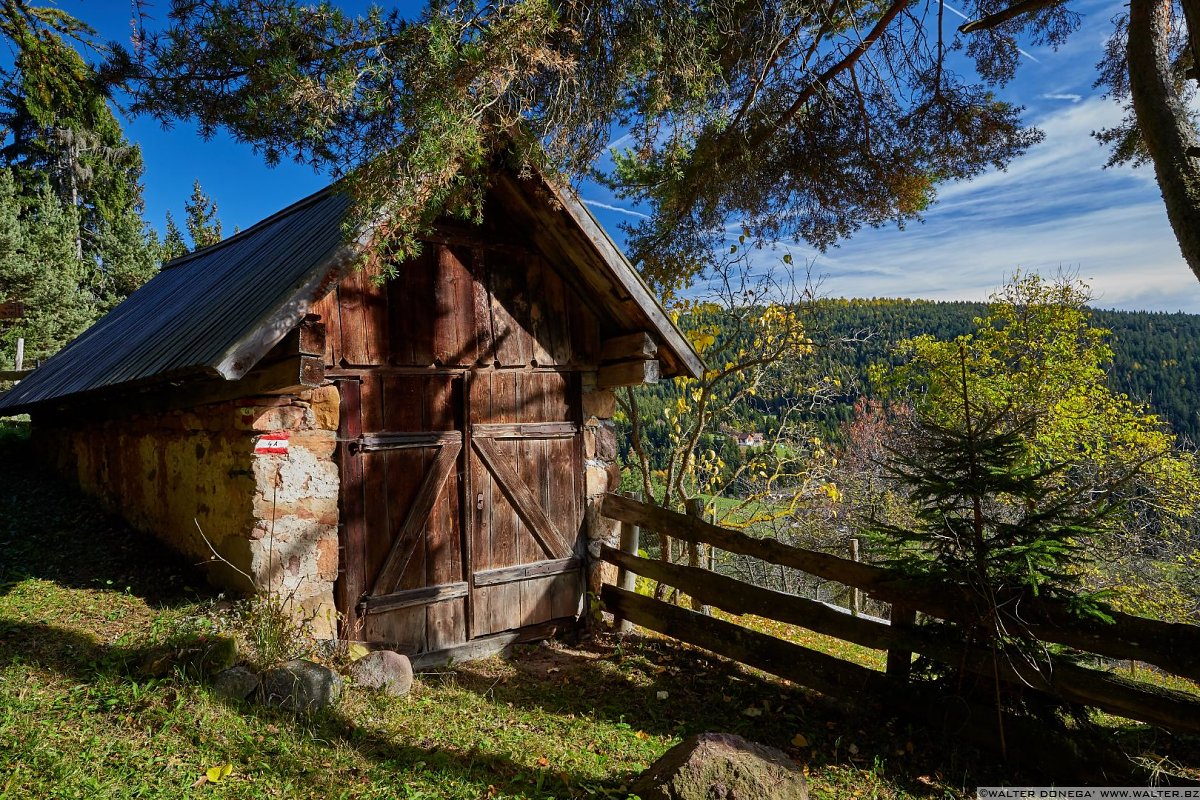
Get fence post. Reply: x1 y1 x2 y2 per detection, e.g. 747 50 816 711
612 492 642 634
684 498 710 615
849 538 862 618
886 604 917 682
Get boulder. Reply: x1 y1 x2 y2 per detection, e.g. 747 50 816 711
347 650 414 697
212 665 259 701
631 732 808 800
258 659 343 712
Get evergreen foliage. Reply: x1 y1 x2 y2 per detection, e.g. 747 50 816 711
121 0 1057 289
0 1 160 366
873 345 1120 613
183 180 222 251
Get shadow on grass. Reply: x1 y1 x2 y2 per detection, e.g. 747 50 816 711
0 617 631 797
0 435 204 606
1 430 1195 795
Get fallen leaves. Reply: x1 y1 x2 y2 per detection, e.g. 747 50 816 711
191 763 233 788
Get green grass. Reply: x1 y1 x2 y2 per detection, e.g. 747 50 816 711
1 434 1196 797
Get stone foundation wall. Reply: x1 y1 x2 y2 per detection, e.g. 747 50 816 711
33 384 343 637
582 378 622 603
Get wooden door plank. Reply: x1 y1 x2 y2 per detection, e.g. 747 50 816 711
473 390 521 633
461 370 478 641
473 557 581 587
471 422 578 438
387 262 415 365
363 451 393 597
399 447 431 591
338 268 372 366
426 395 466 648
370 441 462 596
425 374 457 431
408 248 436 365
433 245 477 367
472 437 572 560
517 437 541 567
470 247 496 365
382 375 424 430
540 259 571 366
526 255 553 368
363 609 426 653
520 575 556 627
336 379 364 637
310 290 341 366
360 373 384 432
362 266 390 366
363 582 469 614
488 253 531 366
550 571 582 619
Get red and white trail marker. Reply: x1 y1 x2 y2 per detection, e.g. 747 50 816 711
254 432 290 456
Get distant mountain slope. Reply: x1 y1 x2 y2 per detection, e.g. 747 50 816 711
806 299 1200 444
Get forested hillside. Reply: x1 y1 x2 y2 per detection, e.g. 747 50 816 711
617 298 1200 484
807 299 1200 444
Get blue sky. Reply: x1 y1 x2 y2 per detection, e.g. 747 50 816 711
72 0 1200 313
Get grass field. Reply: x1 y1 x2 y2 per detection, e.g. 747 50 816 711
0 428 1196 797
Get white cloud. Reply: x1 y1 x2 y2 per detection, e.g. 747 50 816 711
1039 93 1083 103
727 96 1200 312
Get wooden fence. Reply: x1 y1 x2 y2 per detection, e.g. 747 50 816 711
598 492 1200 737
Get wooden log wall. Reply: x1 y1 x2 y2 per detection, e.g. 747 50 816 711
311 242 601 372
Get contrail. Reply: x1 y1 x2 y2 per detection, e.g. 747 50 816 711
942 1 1041 62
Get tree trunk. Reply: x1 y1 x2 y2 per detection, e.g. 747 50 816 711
1127 0 1200 281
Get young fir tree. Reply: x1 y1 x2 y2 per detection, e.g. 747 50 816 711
160 211 189 262
183 180 222 251
872 345 1122 627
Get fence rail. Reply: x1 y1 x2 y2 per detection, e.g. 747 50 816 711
598 492 1200 736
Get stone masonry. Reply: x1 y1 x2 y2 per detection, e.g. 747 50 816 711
582 377 622 604
35 383 343 637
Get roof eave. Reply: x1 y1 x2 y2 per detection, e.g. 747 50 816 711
535 178 706 380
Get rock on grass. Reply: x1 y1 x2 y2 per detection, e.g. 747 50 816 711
631 732 809 800
259 659 343 712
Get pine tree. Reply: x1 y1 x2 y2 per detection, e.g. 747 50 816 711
0 1 158 361
183 180 222 251
160 211 189 262
873 346 1119 615
0 172 96 364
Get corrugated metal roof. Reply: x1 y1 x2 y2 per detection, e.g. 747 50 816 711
0 169 701 415
0 186 353 413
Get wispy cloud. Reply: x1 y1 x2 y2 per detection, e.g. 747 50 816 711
1040 93 1082 103
713 96 1200 312
581 199 650 219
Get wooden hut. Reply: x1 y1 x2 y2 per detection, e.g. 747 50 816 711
0 169 702 662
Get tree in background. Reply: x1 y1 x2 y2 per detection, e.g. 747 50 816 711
123 0 1049 292
618 254 848 599
0 172 95 362
183 180 222 251
0 0 159 363
159 212 189 262
877 274 1200 622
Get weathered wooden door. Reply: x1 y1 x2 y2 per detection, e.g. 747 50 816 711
339 373 468 651
469 370 584 636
